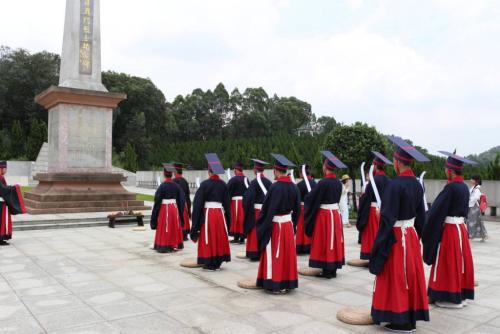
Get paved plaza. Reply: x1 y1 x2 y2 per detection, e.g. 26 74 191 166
1 222 499 334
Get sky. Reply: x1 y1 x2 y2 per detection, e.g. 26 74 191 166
1 0 499 156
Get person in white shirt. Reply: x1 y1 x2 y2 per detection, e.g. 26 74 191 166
467 175 487 241
340 175 351 227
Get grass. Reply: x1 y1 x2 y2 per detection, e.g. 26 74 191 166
136 193 154 202
21 186 33 196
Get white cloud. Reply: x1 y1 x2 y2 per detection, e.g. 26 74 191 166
0 0 498 155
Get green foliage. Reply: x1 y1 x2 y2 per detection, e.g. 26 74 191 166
26 118 47 160
487 153 500 180
325 122 386 210
121 142 139 172
10 120 25 159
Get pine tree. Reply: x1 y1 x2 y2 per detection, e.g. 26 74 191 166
122 142 139 172
26 118 48 160
10 119 25 159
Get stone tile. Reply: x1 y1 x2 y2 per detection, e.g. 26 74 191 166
0 315 45 333
167 303 229 327
50 321 120 334
323 290 372 307
277 320 353 334
37 308 103 332
79 289 132 306
111 313 184 334
93 298 156 321
247 310 313 331
23 294 84 315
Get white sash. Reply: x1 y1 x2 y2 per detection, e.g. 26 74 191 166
433 216 466 282
204 202 227 244
266 213 293 279
394 218 415 289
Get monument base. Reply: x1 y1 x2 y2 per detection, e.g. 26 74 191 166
24 173 150 214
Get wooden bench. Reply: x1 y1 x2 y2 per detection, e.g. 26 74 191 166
108 213 144 228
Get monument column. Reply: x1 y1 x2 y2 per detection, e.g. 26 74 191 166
25 0 148 214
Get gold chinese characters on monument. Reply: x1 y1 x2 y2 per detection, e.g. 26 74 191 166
79 0 94 74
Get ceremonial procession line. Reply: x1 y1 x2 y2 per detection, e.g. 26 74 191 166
0 221 498 333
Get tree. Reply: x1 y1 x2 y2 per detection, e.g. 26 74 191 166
10 120 25 159
487 153 500 180
122 142 138 172
324 122 386 211
317 116 337 134
26 118 47 160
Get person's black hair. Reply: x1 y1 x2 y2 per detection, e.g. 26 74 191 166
342 179 348 184
376 165 385 171
396 158 411 167
471 174 482 185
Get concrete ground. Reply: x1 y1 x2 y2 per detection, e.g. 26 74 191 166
0 222 499 334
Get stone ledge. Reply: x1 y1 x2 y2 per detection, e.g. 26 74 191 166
35 85 126 109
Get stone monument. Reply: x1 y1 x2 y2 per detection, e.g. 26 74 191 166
25 0 148 214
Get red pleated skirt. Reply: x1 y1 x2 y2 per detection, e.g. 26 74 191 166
246 208 261 260
296 205 311 254
198 208 231 267
154 203 184 252
371 226 429 324
309 208 344 270
428 223 474 304
360 206 380 260
257 219 298 291
229 198 245 238
0 202 12 241
182 203 190 236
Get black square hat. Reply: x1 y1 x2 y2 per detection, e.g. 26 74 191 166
171 162 187 171
271 153 296 171
0 161 6 168
205 153 225 174
439 151 477 171
233 161 244 171
372 151 393 166
387 136 430 163
321 151 347 169
251 158 269 171
162 163 176 173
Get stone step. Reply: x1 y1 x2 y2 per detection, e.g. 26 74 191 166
24 198 145 209
13 217 151 231
24 192 137 202
26 205 151 215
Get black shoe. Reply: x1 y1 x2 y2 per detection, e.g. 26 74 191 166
202 265 217 271
0 240 9 246
183 236 189 241
315 270 336 279
238 239 246 244
230 239 239 244
384 323 416 333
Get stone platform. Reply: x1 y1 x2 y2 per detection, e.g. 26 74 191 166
1 222 499 333
24 173 150 214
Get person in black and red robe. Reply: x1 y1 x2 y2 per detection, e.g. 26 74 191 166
0 161 26 245
256 154 301 293
370 136 430 333
150 164 185 253
422 151 476 309
173 162 191 241
227 162 248 244
356 152 391 260
190 154 231 270
243 159 272 261
304 151 346 279
296 164 317 254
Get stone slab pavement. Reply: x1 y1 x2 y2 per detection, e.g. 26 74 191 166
0 222 499 334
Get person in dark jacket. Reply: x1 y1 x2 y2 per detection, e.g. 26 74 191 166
150 164 185 253
304 151 346 279
243 159 272 260
0 161 26 245
255 154 301 293
227 162 249 244
173 162 191 241
296 164 317 254
369 136 430 333
422 151 476 308
190 154 231 270
356 152 391 260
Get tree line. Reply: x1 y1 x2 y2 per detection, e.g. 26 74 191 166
0 46 498 182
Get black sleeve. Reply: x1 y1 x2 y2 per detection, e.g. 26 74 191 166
422 186 451 265
243 183 256 234
256 186 277 251
0 183 26 215
304 182 323 237
292 184 301 230
356 182 373 232
190 184 206 242
175 185 186 227
369 182 398 275
150 186 163 230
